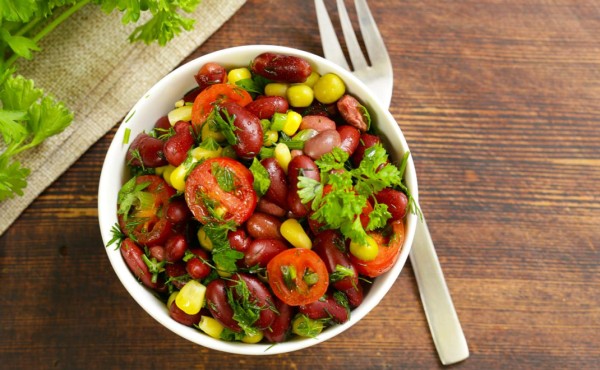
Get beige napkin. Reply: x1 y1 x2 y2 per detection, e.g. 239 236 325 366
0 0 247 236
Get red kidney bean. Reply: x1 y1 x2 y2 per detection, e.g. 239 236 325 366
245 96 289 119
337 125 360 155
149 245 165 262
154 115 171 130
164 261 188 289
351 132 382 167
228 228 252 253
312 230 359 292
183 86 201 103
251 52 312 83
244 239 288 268
166 198 191 225
126 133 167 168
165 234 188 262
375 188 409 221
307 213 327 236
185 248 211 280
302 101 337 117
194 62 227 91
303 129 341 160
228 273 277 330
299 294 349 324
219 102 263 160
246 212 283 240
261 157 288 209
169 298 202 326
164 121 195 166
263 298 294 343
343 281 364 308
287 155 320 218
205 279 241 332
337 94 369 132
120 238 163 290
256 198 287 218
299 115 336 132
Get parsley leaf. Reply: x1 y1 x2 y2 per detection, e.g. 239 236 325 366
203 221 243 274
206 106 238 145
211 162 236 192
0 156 29 201
248 158 271 197
117 177 152 220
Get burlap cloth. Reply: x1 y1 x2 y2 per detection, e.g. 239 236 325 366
0 0 247 236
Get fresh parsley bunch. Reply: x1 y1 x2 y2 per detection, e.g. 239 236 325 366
0 0 203 201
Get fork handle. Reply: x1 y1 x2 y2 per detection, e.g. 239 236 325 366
410 215 469 365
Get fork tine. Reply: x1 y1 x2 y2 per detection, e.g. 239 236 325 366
336 0 368 71
354 0 392 67
314 0 350 70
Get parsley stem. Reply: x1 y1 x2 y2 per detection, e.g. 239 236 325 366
5 0 92 69
14 17 43 37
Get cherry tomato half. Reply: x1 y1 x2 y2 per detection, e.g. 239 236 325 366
184 157 257 225
349 220 405 278
267 248 329 306
191 83 253 128
118 175 176 246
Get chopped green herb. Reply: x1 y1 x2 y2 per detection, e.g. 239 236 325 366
249 158 271 197
211 162 236 192
123 128 131 144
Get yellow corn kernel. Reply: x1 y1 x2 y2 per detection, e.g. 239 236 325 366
154 165 168 176
282 110 303 136
228 67 252 85
174 99 185 108
198 316 224 339
197 226 213 251
292 315 323 337
191 145 223 161
280 218 312 249
241 331 264 344
162 165 176 186
201 121 227 142
170 164 188 192
274 142 292 173
167 291 178 310
303 71 320 88
167 105 192 125
264 130 279 147
349 234 379 261
264 83 288 97
286 84 314 108
175 280 206 315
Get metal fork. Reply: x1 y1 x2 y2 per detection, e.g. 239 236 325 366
314 0 469 365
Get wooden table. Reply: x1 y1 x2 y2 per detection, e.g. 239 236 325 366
1 1 598 368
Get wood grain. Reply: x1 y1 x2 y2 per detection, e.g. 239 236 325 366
1 0 599 369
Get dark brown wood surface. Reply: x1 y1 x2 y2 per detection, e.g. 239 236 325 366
1 0 599 369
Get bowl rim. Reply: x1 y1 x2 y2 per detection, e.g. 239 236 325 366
98 44 419 355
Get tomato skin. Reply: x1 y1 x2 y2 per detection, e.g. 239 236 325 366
267 248 329 306
118 175 176 246
184 157 257 225
349 220 406 278
191 83 253 127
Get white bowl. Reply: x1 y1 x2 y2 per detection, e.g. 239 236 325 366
98 45 419 355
